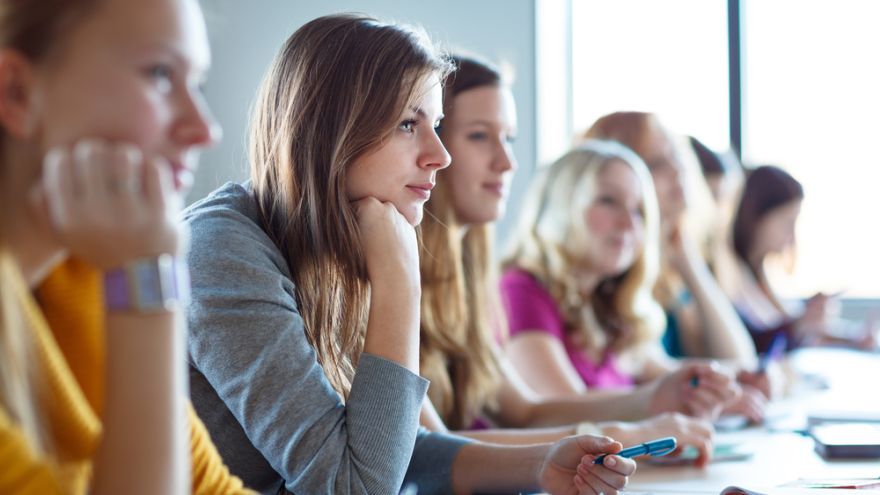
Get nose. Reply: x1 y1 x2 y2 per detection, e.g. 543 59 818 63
618 209 636 230
493 140 517 172
175 87 222 148
419 127 451 170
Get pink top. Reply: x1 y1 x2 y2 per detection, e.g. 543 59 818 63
500 269 634 389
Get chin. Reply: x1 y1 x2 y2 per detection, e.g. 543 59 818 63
407 208 423 226
600 254 632 276
458 205 503 226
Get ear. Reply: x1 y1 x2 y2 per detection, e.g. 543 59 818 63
0 49 38 139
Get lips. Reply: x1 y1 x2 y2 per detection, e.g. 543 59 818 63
406 182 434 200
482 182 505 197
168 159 194 192
607 237 631 250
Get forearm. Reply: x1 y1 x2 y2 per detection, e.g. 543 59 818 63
363 281 420 372
92 310 187 495
680 257 757 366
524 389 651 426
452 426 574 446
451 442 548 494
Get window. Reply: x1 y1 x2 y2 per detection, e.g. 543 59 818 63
552 0 880 298
744 0 880 298
571 0 729 149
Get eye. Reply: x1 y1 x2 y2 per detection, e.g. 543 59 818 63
597 195 617 206
467 131 488 141
399 119 417 133
145 64 173 92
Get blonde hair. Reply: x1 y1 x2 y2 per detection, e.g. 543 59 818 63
249 14 453 398
419 54 508 429
504 140 665 360
0 0 97 455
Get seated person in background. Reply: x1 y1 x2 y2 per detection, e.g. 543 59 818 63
418 55 723 466
689 135 743 207
183 14 635 494
0 0 252 492
719 165 877 353
688 135 744 274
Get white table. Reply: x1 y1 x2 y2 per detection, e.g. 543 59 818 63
624 348 880 494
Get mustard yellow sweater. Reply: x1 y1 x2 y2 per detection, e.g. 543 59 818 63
0 259 254 494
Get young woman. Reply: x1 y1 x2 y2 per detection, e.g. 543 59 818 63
0 0 251 493
417 55 727 465
720 165 876 352
184 14 635 495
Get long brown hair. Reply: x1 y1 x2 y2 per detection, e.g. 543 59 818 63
732 165 803 280
419 55 504 429
249 14 453 398
0 0 98 454
503 141 666 361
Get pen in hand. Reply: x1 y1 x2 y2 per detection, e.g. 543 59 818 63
758 333 788 374
594 437 677 465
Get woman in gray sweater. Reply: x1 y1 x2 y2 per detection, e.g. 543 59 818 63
184 14 635 495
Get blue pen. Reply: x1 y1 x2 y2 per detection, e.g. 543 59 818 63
758 333 787 374
594 436 677 465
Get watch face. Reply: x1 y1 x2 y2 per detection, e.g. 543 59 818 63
104 255 183 312
134 260 164 309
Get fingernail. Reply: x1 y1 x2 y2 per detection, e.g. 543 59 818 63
605 455 617 467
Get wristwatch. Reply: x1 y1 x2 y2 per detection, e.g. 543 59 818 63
103 254 190 312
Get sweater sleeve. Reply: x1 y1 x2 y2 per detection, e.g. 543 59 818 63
0 409 65 495
184 185 442 494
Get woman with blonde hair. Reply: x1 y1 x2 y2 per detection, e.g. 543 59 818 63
0 0 253 492
184 15 636 495
503 141 667 381
418 56 736 466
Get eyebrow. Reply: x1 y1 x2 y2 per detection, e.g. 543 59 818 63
409 106 444 122
139 43 211 75
464 119 518 131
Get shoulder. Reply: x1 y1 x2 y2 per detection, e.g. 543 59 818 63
500 268 555 306
500 268 549 295
500 268 565 337
183 182 290 279
183 182 264 245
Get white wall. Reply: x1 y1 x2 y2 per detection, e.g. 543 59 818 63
196 0 537 245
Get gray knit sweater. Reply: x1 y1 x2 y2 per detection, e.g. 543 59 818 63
183 182 469 494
